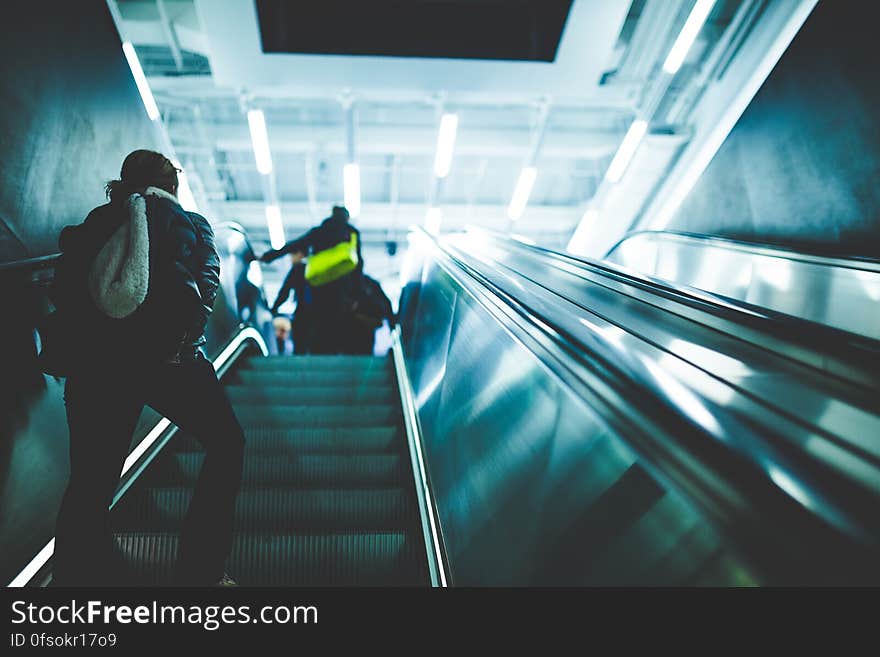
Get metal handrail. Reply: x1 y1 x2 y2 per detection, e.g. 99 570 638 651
464 226 880 387
606 229 880 268
0 253 61 273
391 328 448 587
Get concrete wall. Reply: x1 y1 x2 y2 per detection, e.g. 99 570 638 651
665 1 880 258
0 0 160 264
0 0 163 585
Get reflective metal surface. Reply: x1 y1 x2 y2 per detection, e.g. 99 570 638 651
214 222 274 351
606 230 880 341
399 228 880 585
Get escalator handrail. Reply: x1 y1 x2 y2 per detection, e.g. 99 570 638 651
0 252 61 273
606 228 880 269
464 227 880 386
217 221 259 259
407 227 880 581
7 324 269 588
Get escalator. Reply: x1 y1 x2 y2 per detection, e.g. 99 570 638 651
6 223 880 587
109 354 430 586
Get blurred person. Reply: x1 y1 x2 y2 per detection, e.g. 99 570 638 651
347 275 396 355
50 149 244 587
272 315 292 354
260 205 363 354
269 253 314 355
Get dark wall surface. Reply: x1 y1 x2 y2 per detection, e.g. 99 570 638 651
0 0 160 264
663 1 880 258
0 0 164 585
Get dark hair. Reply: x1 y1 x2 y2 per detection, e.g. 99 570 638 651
105 149 180 203
330 205 351 223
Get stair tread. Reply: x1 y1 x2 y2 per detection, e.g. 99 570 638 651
145 453 406 486
97 353 427 586
113 531 427 586
233 405 400 428
242 355 389 370
113 487 416 531
233 370 393 386
226 385 396 404
173 426 402 454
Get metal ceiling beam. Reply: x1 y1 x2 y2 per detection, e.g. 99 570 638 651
168 123 625 159
155 0 183 72
214 200 581 231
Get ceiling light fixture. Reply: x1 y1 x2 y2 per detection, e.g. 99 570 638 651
605 119 648 184
566 208 599 254
425 207 443 235
507 167 537 221
433 113 459 178
171 159 198 212
264 204 286 249
343 163 361 219
121 42 160 121
663 0 718 75
247 109 273 175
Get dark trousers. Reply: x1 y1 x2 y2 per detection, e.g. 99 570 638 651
53 353 245 586
291 309 314 355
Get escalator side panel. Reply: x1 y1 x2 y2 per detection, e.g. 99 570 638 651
399 249 754 585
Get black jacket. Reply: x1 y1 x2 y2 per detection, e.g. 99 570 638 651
353 276 394 328
271 262 310 314
261 214 363 273
52 190 219 364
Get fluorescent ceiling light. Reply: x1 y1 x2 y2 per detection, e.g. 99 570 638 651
433 113 458 178
425 207 442 235
343 163 361 219
247 109 273 175
265 204 286 249
507 167 537 221
171 160 198 212
121 42 159 121
566 208 599 254
581 208 600 225
605 120 648 184
663 0 718 75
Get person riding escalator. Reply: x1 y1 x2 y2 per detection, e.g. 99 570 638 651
259 205 364 355
48 150 245 587
346 275 396 355
269 253 313 355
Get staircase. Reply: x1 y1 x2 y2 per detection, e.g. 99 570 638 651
110 354 429 586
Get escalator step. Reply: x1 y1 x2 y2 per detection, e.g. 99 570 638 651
173 426 402 453
145 453 407 487
232 404 400 428
226 384 397 405
233 370 392 387
112 487 415 531
241 355 389 371
114 531 427 586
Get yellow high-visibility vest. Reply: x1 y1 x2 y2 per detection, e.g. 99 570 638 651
304 232 359 287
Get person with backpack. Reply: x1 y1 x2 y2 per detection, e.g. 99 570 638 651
259 205 363 354
347 275 396 355
49 149 245 587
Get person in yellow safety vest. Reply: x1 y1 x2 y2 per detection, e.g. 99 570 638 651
259 206 364 354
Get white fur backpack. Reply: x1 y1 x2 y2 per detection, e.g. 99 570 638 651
87 186 175 319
